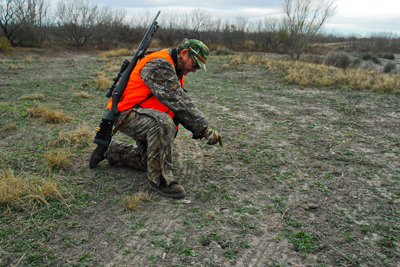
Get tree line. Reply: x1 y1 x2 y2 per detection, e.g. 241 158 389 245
1 0 399 57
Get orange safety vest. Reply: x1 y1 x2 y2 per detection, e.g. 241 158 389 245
107 49 185 121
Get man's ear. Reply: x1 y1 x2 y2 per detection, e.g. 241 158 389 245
180 49 189 58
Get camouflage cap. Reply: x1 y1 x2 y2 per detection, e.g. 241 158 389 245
182 39 209 72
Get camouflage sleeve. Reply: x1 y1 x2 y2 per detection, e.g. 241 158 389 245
140 57 208 134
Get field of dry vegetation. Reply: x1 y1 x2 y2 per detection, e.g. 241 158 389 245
0 48 400 266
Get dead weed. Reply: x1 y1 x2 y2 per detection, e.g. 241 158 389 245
1 124 17 131
45 149 71 169
28 106 72 124
98 48 132 58
122 191 155 210
49 126 93 147
20 93 45 100
0 169 62 209
75 92 93 98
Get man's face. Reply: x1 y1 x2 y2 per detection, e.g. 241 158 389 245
180 49 200 75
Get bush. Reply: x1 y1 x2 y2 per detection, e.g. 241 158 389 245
0 37 13 52
325 52 351 68
370 55 381 64
215 46 233 56
383 62 397 73
361 54 372 60
379 53 395 60
362 54 381 64
302 55 324 64
351 58 361 68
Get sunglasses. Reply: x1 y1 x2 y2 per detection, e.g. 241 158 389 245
191 55 201 70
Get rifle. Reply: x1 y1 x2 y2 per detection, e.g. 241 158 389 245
93 11 161 147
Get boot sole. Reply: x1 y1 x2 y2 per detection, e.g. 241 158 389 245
149 183 186 198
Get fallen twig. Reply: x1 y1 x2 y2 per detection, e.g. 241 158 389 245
282 208 290 219
118 216 129 227
227 164 252 178
339 173 344 181
15 250 29 267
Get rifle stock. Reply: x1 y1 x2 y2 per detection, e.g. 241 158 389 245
93 11 161 147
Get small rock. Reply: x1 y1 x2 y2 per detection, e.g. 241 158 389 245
201 239 211 246
302 204 309 210
308 204 319 209
181 199 191 204
354 221 370 226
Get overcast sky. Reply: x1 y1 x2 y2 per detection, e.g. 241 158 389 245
94 0 400 36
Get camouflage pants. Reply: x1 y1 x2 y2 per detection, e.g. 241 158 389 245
106 109 176 185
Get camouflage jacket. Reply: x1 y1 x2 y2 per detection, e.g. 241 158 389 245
132 48 209 135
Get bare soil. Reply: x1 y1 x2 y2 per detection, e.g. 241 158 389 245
0 50 400 267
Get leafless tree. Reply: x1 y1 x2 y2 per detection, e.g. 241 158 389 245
262 17 289 53
55 0 99 46
222 15 249 50
281 0 337 59
180 7 211 40
92 6 126 45
0 0 49 46
156 12 182 47
0 0 25 45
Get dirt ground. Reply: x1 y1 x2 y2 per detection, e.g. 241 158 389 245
1 49 400 267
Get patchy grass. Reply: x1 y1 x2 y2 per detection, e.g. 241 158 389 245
74 92 93 98
98 48 132 58
0 169 62 209
28 106 72 123
20 93 45 100
230 54 400 93
1 123 17 131
0 50 399 266
49 126 93 147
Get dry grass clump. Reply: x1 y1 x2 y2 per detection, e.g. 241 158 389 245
8 64 14 69
82 81 90 87
94 75 111 91
102 62 120 73
0 169 62 209
25 55 33 62
248 56 400 94
215 46 233 56
75 92 93 98
50 126 93 147
45 149 70 169
99 48 131 58
1 124 17 131
29 106 72 124
122 191 154 210
93 71 104 77
248 55 269 65
230 54 247 65
20 93 45 100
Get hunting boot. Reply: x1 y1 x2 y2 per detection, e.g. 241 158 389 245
89 144 108 168
149 180 186 198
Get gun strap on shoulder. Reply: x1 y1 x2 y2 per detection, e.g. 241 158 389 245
171 48 178 69
112 93 154 134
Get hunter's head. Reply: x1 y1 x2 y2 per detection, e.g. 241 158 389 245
177 39 209 75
